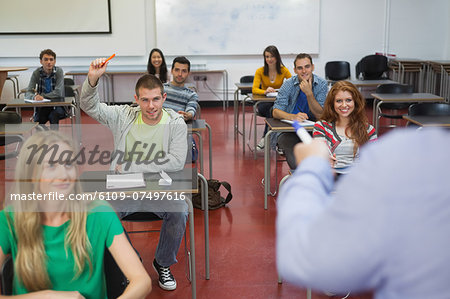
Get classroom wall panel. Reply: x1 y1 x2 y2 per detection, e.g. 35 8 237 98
388 0 448 59
1 0 449 102
0 0 110 34
0 0 146 57
155 0 321 55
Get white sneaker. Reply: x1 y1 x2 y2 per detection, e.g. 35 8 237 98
257 138 265 150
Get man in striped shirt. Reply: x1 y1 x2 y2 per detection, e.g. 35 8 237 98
163 56 199 122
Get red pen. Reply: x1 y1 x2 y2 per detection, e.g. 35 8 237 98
101 54 115 67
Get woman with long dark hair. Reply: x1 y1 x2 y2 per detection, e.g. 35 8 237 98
253 45 292 149
147 48 168 83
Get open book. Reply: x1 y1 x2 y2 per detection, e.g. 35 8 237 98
25 98 51 103
106 172 146 189
281 119 315 126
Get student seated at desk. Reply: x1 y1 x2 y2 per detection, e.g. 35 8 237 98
24 49 67 130
80 57 188 292
253 45 292 150
272 53 328 169
147 48 168 83
163 56 199 122
0 131 151 298
313 81 377 174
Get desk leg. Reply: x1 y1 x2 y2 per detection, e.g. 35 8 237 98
242 95 246 154
223 70 228 110
372 99 378 132
193 132 204 176
234 89 239 137
253 102 258 159
375 100 383 135
264 130 273 210
205 122 213 179
198 173 210 280
184 197 197 299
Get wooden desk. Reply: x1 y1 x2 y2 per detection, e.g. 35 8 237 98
425 60 450 103
0 122 39 160
188 119 213 179
371 93 445 134
1 97 81 142
67 67 229 109
233 82 253 139
249 94 276 159
80 168 210 298
263 118 314 210
389 58 425 91
402 115 450 127
348 79 397 88
0 122 38 135
0 67 28 98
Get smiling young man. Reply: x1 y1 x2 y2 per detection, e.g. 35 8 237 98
272 53 328 169
25 49 66 129
80 57 188 291
162 56 199 122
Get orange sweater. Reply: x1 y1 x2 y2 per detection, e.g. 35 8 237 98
252 66 292 95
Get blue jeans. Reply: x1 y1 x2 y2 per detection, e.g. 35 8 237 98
118 200 188 267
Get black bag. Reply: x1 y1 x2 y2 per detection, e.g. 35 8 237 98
192 179 232 210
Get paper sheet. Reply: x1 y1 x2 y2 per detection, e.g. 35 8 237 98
106 172 145 189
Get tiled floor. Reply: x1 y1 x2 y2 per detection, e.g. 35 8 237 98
0 103 393 298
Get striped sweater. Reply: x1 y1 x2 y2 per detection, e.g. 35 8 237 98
163 82 199 117
313 120 377 168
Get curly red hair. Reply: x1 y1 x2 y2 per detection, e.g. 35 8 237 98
320 80 370 155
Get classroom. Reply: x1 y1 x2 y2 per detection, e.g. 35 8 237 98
1 0 450 298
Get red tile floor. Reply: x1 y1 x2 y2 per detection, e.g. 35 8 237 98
0 102 402 298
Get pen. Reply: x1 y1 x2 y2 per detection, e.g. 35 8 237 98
292 121 333 156
292 121 312 144
101 54 116 67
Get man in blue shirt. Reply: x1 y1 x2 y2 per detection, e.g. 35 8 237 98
272 53 328 169
25 49 66 129
277 128 450 298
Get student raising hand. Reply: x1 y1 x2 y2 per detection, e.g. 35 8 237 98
88 57 109 87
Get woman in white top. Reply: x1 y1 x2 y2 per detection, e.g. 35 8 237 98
313 81 377 173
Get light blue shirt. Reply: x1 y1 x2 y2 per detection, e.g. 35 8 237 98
277 128 450 299
273 74 328 121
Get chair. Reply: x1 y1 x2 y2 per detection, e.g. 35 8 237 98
376 83 414 128
325 61 351 83
64 78 75 86
356 54 389 80
408 103 450 116
121 212 193 282
6 75 20 98
0 111 24 160
239 75 254 94
0 255 13 295
1 251 131 298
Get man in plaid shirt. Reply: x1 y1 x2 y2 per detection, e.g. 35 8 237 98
25 49 66 129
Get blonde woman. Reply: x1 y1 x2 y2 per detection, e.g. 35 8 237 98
0 131 151 298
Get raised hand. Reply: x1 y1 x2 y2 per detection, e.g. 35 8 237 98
87 58 109 87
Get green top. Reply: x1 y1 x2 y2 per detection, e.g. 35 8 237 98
0 201 123 298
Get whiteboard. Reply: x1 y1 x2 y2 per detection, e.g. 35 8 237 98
0 0 111 34
156 0 320 55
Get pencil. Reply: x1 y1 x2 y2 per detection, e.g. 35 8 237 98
101 54 116 67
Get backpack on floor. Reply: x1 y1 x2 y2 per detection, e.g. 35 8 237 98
192 179 232 210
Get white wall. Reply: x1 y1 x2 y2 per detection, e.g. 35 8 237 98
1 0 449 101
